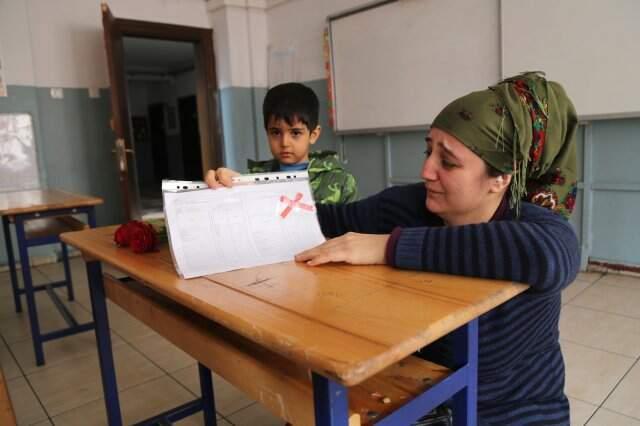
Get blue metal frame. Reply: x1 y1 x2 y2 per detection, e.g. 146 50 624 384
1 206 97 366
312 319 479 426
87 271 218 426
86 260 122 426
313 373 349 426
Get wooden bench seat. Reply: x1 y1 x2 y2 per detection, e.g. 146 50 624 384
0 366 17 426
103 273 452 425
23 215 88 240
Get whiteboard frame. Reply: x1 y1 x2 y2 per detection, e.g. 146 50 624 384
327 0 500 134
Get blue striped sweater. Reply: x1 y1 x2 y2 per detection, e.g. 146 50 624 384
317 183 580 425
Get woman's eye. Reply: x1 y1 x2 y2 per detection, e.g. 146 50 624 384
442 159 456 169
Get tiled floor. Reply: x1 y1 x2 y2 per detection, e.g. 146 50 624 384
1 259 639 425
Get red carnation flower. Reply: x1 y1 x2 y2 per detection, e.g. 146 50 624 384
113 220 158 253
114 223 132 247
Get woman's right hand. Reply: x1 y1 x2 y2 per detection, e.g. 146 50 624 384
204 168 240 188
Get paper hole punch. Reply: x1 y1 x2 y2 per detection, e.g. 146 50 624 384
162 172 309 192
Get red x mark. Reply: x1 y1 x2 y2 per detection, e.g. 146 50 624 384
280 192 314 218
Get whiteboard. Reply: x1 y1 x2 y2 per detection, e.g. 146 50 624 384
502 0 640 119
328 0 500 133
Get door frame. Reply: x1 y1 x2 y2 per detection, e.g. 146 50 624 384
102 4 222 220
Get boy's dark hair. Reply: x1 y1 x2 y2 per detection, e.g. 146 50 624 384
263 82 319 130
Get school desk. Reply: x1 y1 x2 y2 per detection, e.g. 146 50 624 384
61 225 527 426
0 189 102 365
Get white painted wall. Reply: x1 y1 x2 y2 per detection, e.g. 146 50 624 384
0 0 353 91
207 1 268 88
266 0 371 82
0 0 209 88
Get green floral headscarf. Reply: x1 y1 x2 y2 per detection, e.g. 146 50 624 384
432 72 578 219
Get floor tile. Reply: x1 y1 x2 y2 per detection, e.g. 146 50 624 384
570 283 640 319
0 269 57 319
560 305 640 357
35 259 87 285
51 375 196 426
27 343 164 416
563 279 594 304
175 415 231 425
577 272 604 284
129 333 195 373
569 397 597 426
561 340 635 405
171 365 254 416
602 360 640 419
0 301 92 345
6 376 48 425
0 338 22 380
226 402 285 426
587 408 640 425
597 273 640 290
10 330 123 375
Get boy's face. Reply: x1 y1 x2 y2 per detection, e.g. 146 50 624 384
266 116 320 165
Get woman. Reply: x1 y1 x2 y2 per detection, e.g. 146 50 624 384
295 72 580 425
206 72 579 424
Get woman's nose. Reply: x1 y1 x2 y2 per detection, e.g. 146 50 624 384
421 155 437 181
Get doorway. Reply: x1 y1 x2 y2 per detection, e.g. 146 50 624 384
124 36 205 214
102 4 222 220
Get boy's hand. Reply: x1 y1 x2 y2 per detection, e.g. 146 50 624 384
295 232 389 266
204 168 240 188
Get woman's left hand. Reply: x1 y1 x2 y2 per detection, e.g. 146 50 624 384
295 232 390 266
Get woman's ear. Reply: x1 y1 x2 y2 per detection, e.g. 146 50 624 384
489 174 512 194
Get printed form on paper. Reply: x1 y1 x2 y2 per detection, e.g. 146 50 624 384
162 171 326 278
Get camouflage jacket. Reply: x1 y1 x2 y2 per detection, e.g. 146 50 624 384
247 151 358 204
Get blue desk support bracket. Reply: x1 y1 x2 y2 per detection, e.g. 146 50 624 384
2 215 22 313
3 206 97 366
313 373 350 426
370 319 478 426
87 260 123 426
451 319 478 426
90 274 218 426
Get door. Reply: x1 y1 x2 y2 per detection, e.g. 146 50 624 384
101 4 223 220
102 3 138 220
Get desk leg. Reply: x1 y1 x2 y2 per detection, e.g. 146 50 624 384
2 216 21 313
312 373 349 426
61 242 74 301
198 363 216 425
451 318 478 426
15 216 45 365
86 260 123 426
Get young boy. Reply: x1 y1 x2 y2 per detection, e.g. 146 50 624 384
206 82 357 204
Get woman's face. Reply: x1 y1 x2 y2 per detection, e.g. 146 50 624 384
422 127 506 225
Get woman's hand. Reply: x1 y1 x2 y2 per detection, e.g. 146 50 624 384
204 168 240 189
295 232 390 266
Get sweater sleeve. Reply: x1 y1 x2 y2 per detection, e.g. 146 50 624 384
316 183 433 237
392 204 580 293
316 191 382 237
